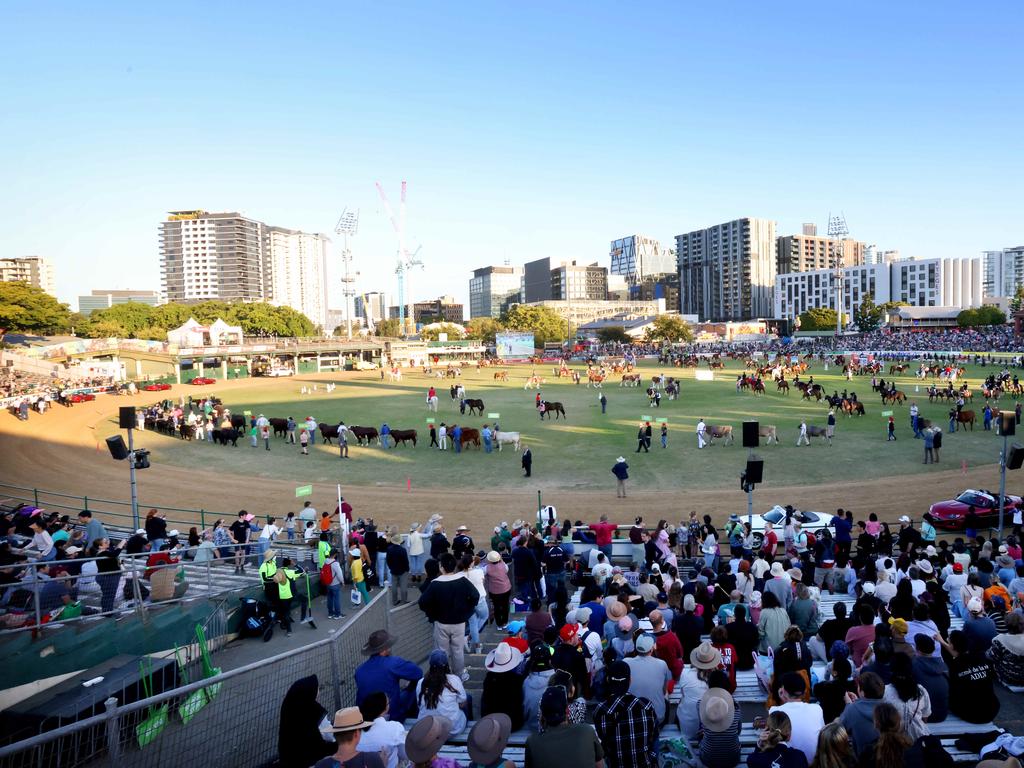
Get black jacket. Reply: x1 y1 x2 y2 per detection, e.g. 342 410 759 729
418 573 479 624
385 543 410 576
481 669 525 730
512 545 539 582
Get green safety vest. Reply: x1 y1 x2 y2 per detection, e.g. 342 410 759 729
318 541 331 568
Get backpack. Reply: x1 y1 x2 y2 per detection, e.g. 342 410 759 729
320 562 333 587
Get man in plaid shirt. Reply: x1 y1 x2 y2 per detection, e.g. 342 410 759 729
593 661 658 768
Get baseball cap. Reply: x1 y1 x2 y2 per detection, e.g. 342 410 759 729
888 617 909 635
606 660 630 692
576 607 592 625
559 624 578 644
862 582 876 594
506 620 526 635
953 563 964 574
657 592 668 602
635 634 656 654
429 650 449 667
898 515 911 523
540 686 568 726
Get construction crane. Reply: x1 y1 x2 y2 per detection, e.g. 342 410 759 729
375 180 423 336
334 208 359 340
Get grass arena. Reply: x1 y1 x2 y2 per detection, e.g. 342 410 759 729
2 358 1020 530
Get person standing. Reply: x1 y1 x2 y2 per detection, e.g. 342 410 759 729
696 418 707 449
644 422 653 451
484 550 512 629
386 533 411 605
428 423 438 448
286 417 296 444
923 429 935 464
826 410 836 446
887 416 896 441
261 423 271 450
932 428 942 462
325 549 347 619
797 420 810 446
635 424 648 453
599 393 607 414
909 402 920 437
417 553 480 680
522 444 533 477
438 422 448 451
612 456 629 498
299 427 309 455
660 422 668 449
380 422 391 449
338 422 349 458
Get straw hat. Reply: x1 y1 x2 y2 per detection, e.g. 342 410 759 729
468 714 512 766
616 456 626 463
405 716 452 764
607 602 628 620
263 549 276 561
325 707 370 733
699 689 735 732
486 551 502 563
390 533 403 545
690 641 722 670
485 643 523 673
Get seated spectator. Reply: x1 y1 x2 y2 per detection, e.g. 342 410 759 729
788 584 819 637
710 625 737 691
839 671 885 760
551 623 590 700
481 643 525 730
813 655 854 724
910 635 948 722
861 637 895 685
809 722 857 768
887 618 915 658
677 642 720 738
414 650 470 737
593 660 658 768
625 633 672 726
697 688 741 768
882 655 931 741
672 594 704 657
404 714 452 768
525 687 604 768
990 610 1024 687
905 603 940 657
768 672 825 764
547 670 587 727
746 710 808 768
942 630 1001 724
963 598 999 655
355 631 424 725
357 693 409 768
811 601 852 663
525 598 552 645
726 604 759 670
769 626 813 705
858 703 925 768
523 640 556 731
758 591 790 652
315 707 385 768
467 714 515 768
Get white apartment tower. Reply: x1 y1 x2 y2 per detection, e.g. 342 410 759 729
160 211 265 303
0 256 56 295
263 227 330 330
983 247 1024 298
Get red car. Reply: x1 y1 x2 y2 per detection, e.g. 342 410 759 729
143 383 172 392
191 377 216 385
67 393 96 403
928 489 1022 530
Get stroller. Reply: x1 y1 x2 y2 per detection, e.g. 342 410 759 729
238 597 276 642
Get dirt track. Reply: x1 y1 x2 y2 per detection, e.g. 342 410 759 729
0 374 1009 532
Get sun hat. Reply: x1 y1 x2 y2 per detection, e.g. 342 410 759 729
787 568 803 581
683 594 696 612
559 624 579 644
349 547 361 557
968 598 985 614
998 554 1016 568
635 634 656 654
862 582 876 594
405 715 453 764
389 533 403 545
770 562 785 578
457 525 469 532
898 515 911 523
428 649 449 667
888 617 909 635
917 559 934 574
690 641 723 670
325 707 370 733
468 714 512 766
486 551 502 563
409 523 420 532
361 629 397 655
616 456 626 463
263 549 276 561
429 514 443 523
699 688 736 733
608 602 628 620
485 643 523 672
1000 544 1009 554
926 545 937 556
506 620 526 635
576 607 592 625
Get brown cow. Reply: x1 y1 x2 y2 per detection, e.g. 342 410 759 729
389 428 417 447
758 425 778 445
460 428 481 449
349 426 379 445
707 425 734 445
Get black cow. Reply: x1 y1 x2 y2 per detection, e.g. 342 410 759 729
269 417 289 438
212 427 240 446
230 414 246 431
319 423 341 444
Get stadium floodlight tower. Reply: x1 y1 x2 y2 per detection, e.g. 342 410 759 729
376 181 423 337
335 208 360 340
828 213 849 335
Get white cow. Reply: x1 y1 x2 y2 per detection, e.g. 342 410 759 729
494 430 521 452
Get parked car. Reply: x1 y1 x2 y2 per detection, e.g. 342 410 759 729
142 383 172 392
354 360 379 370
928 489 1022 530
67 393 96 403
191 377 216 385
748 505 832 550
266 368 294 377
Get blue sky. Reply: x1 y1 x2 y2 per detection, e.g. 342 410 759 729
2 2 1021 310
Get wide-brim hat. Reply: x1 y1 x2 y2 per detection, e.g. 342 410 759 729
998 555 1015 568
487 551 502 563
485 643 523 673
917 559 934 574
690 641 722 670
326 707 370 733
409 523 420 532
263 549 276 561
699 688 735 732
429 514 443 523
616 456 626 463
390 533 403 545
770 562 785 578
361 629 397 655
457 525 469 532
406 715 453 764
608 602 628 620
977 758 1023 768
469 714 512 766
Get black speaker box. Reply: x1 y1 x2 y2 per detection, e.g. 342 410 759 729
1002 412 1016 436
119 406 136 429
1008 444 1024 471
745 459 764 485
106 435 129 461
742 421 760 448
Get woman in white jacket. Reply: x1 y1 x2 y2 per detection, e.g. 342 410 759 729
406 523 428 579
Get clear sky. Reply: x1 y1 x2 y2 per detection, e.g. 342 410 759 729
2 2 1021 311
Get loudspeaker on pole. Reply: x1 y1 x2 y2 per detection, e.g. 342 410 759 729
1008 444 1024 471
119 406 136 429
1001 412 1016 437
106 435 129 461
745 459 764 485
742 421 760 449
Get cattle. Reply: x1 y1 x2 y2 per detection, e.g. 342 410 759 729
494 430 521 452
620 374 641 387
230 414 246 431
269 417 289 438
707 425 734 445
758 425 778 445
389 428 417 447
212 427 240 446
464 398 485 416
349 426 379 446
493 371 509 381
319 423 341 444
806 425 828 440
460 428 481 449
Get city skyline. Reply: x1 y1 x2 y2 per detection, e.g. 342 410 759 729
2 2 1021 309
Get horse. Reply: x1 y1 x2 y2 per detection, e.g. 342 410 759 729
882 390 906 406
776 380 790 395
349 426 380 446
842 400 866 417
494 430 521 452
707 425 734 445
758 425 778 445
493 371 509 382
463 398 485 416
952 409 976 431
541 401 566 420
523 376 543 390
620 374 641 387
426 395 438 412
889 364 909 374
797 382 823 401
389 428 418 447
460 428 481 449
587 372 605 388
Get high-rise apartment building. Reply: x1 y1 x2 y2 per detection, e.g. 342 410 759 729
676 218 777 321
776 234 865 274
160 211 265 304
263 226 330 330
551 261 608 301
390 296 464 325
355 292 391 327
469 265 523 318
983 247 1024 298
610 235 675 284
0 256 56 295
78 289 160 315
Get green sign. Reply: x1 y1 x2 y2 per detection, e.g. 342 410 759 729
426 418 436 424
295 485 313 498
487 412 500 418
656 418 668 423
881 410 893 417
243 410 252 417
642 414 652 421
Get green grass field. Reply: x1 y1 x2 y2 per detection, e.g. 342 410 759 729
96 361 1014 492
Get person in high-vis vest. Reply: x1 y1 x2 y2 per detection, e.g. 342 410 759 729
259 549 281 606
317 533 332 569
258 549 296 636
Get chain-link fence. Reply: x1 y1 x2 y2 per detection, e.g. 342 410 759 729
0 590 430 768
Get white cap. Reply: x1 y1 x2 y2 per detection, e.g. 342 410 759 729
862 582 876 594
168 529 180 537
136 528 146 535
898 515 911 523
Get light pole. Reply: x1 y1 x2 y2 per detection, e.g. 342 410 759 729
335 209 360 340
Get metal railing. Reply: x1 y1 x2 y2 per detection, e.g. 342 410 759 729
0 589 432 768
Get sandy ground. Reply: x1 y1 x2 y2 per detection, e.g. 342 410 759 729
0 373 1010 532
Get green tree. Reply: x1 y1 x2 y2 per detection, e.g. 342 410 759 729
596 325 632 344
0 281 72 338
80 301 156 338
854 294 884 333
464 317 504 344
797 307 847 331
420 323 465 341
960 305 1007 327
1010 286 1024 315
643 315 693 343
375 318 403 337
501 304 570 346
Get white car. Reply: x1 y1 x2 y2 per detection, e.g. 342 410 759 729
354 360 379 370
266 367 294 377
747 505 832 549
